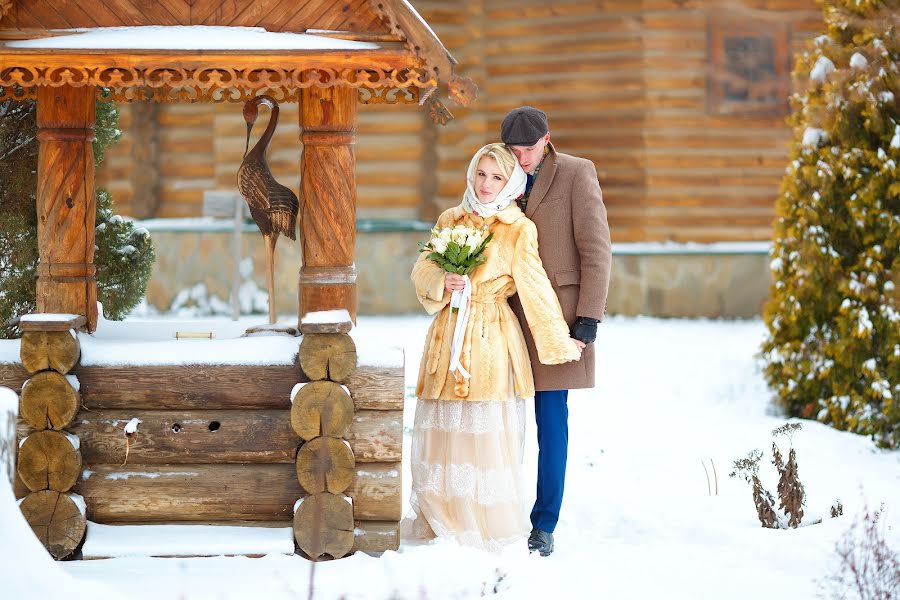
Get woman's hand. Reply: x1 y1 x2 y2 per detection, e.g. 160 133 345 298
444 273 467 292
573 339 586 352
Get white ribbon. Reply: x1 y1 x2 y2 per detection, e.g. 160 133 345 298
448 275 472 380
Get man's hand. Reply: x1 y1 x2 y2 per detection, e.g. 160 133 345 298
444 273 466 292
570 316 599 344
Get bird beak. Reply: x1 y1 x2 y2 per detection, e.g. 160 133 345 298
244 122 253 158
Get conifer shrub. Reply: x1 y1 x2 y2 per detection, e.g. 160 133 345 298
761 0 899 448
0 96 154 337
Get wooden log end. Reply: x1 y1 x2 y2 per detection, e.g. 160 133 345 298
293 492 354 560
290 381 354 440
20 331 80 374
17 429 82 492
296 436 355 495
20 370 79 431
19 490 87 559
299 333 357 383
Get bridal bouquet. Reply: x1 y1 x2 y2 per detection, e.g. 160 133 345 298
419 225 493 312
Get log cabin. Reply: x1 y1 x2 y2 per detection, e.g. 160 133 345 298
84 0 825 318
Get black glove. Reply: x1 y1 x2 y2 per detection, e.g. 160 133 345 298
570 316 599 344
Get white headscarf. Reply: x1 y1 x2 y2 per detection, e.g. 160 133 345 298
460 144 527 218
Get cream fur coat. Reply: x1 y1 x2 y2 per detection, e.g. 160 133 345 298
412 204 580 402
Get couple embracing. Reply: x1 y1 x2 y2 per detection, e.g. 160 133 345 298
405 107 613 555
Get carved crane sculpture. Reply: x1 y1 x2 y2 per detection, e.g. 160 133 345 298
238 95 299 325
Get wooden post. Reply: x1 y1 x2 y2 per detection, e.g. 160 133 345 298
298 84 358 325
35 85 98 331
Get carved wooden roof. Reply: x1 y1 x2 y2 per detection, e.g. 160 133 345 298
0 0 474 117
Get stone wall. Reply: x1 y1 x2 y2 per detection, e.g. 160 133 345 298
140 224 771 319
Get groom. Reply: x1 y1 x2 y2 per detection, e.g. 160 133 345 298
503 106 612 556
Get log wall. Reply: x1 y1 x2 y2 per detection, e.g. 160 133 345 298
94 0 824 242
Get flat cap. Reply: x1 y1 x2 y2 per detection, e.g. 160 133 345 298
500 106 549 146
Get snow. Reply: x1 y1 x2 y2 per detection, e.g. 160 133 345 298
65 374 80 392
810 56 835 83
849 52 868 69
802 127 828 147
74 314 403 367
0 387 16 414
0 338 20 364
123 418 141 435
6 26 380 51
82 523 295 559
19 313 80 322
611 241 769 255
64 431 80 450
891 125 900 149
1 315 898 599
301 309 352 325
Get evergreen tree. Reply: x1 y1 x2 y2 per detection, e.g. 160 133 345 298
762 0 899 448
0 95 155 337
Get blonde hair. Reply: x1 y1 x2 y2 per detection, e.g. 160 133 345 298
473 143 517 181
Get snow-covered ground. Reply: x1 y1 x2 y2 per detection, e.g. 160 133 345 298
1 315 898 599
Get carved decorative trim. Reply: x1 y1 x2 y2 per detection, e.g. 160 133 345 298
0 0 11 20
358 86 419 105
0 66 437 103
425 97 452 126
369 0 476 108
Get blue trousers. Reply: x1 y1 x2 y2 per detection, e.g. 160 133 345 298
530 389 569 533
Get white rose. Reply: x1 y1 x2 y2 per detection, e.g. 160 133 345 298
437 228 452 243
465 231 482 251
451 226 470 245
431 238 448 254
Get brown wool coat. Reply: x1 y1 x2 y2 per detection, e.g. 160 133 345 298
509 144 612 391
412 204 581 402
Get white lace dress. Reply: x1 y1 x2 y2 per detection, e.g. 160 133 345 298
404 378 530 551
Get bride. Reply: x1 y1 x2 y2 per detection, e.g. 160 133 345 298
406 143 583 550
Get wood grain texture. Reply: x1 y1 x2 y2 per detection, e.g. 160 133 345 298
35 85 98 331
296 436 355 495
20 370 79 431
19 490 86 559
299 84 358 318
20 331 80 374
0 362 30 392
73 463 400 522
0 0 393 31
352 520 399 554
298 333 357 383
18 408 399 464
17 430 82 492
293 492 354 559
73 363 402 411
74 364 298 409
291 381 354 441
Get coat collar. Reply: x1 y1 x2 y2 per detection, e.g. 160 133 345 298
525 142 559 218
448 203 525 226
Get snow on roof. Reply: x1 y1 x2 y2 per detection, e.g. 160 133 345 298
6 26 380 51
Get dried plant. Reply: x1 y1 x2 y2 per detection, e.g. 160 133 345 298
818 503 900 600
731 423 811 529
832 500 844 519
730 449 779 528
772 423 806 528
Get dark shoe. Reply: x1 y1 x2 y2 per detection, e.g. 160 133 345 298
527 528 554 557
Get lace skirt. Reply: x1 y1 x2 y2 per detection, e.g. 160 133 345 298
404 394 530 552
